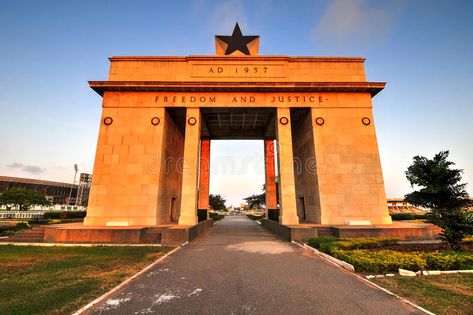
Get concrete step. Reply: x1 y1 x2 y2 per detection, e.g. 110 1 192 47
7 227 45 242
140 228 163 244
316 227 337 238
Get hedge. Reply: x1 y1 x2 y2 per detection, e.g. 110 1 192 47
307 237 473 272
390 213 427 221
43 211 86 220
333 249 428 273
332 249 473 272
247 214 264 220
209 212 224 221
0 222 30 236
307 237 399 254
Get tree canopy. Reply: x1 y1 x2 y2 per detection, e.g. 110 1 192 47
209 194 226 211
0 188 51 211
244 185 266 209
405 151 473 250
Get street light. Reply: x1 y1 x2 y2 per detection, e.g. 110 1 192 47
67 164 78 206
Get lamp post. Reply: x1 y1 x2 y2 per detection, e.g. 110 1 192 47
67 164 78 206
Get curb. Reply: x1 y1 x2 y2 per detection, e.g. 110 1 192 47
72 243 185 315
294 241 435 315
0 242 163 247
293 241 355 272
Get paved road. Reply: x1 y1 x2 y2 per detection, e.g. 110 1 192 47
86 216 422 315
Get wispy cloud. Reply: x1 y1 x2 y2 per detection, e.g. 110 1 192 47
209 0 248 34
7 162 45 175
312 0 404 47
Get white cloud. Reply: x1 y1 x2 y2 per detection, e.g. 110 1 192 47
313 0 403 47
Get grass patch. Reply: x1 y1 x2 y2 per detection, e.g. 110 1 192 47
373 274 473 315
0 245 173 314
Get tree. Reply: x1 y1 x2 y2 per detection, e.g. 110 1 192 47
244 185 266 209
0 188 51 211
405 151 473 250
209 194 226 211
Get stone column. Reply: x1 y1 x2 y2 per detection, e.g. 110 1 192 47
264 139 277 217
178 108 201 226
276 108 299 225
198 139 211 210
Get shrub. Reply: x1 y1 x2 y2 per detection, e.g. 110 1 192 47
307 238 339 254
307 237 399 254
390 213 427 221
43 211 86 220
247 214 264 220
209 212 224 221
307 237 473 272
425 251 473 270
336 238 399 250
333 249 427 273
0 223 30 236
15 222 29 229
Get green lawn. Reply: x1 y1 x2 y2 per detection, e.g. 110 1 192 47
373 274 473 315
0 245 173 314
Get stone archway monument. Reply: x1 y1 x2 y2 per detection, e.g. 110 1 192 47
84 23 393 228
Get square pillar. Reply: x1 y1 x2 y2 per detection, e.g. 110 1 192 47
178 108 201 226
276 108 299 225
85 107 168 226
310 107 392 225
198 138 211 212
264 139 277 217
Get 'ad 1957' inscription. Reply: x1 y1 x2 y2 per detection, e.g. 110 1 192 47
191 64 286 78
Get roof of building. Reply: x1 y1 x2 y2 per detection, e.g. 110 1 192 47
0 176 77 189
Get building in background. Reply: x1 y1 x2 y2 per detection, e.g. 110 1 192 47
0 175 92 209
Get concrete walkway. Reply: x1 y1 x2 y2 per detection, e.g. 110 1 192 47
86 216 422 315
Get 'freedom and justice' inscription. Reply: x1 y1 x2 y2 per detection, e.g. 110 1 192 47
154 94 326 105
191 64 286 78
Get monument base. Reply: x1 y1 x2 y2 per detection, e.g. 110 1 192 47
261 219 441 242
40 220 213 246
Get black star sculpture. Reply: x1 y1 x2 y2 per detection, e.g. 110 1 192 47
215 23 259 55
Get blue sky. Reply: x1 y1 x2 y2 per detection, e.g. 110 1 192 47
0 0 472 206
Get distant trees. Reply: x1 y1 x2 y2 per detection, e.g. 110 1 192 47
209 194 227 211
405 151 473 250
0 188 51 211
244 185 266 209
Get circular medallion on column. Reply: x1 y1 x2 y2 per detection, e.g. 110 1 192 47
362 117 371 126
103 117 113 125
279 117 289 125
151 117 160 125
188 117 197 125
315 117 325 126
